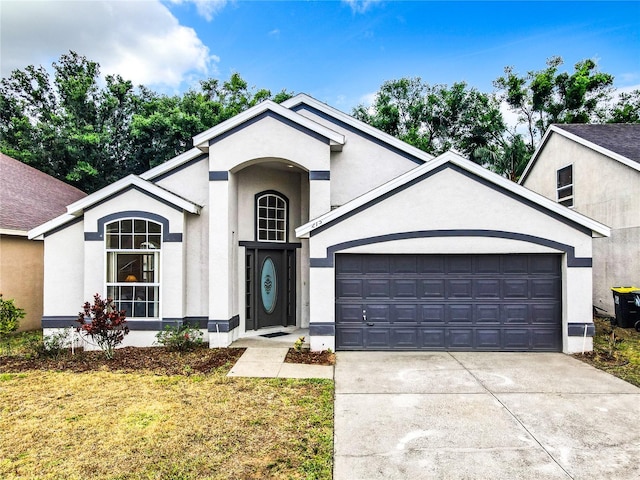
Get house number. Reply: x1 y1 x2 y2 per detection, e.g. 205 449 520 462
310 220 323 228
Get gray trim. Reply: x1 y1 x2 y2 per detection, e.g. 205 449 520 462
291 104 426 165
309 230 592 268
309 170 331 181
309 322 335 336
44 215 84 238
239 241 302 249
208 315 240 333
148 153 209 183
84 211 182 242
209 111 331 146
568 323 596 337
209 171 229 181
43 316 209 330
311 164 592 237
42 316 78 328
84 185 185 214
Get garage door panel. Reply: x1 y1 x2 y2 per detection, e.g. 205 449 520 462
336 254 561 352
447 279 473 298
421 279 445 298
336 279 363 298
364 279 391 298
393 279 418 298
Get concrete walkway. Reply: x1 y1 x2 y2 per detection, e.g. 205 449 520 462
226 329 333 379
334 351 640 479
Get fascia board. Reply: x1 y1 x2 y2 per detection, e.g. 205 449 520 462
65 175 200 216
282 94 435 163
140 147 204 181
28 213 79 240
518 127 554 184
297 149 610 238
192 100 345 148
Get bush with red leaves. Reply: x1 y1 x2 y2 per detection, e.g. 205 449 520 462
77 294 129 359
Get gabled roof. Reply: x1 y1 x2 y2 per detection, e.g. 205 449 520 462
140 147 207 182
281 94 435 164
520 124 640 183
296 150 610 239
192 99 345 151
0 153 87 234
28 175 201 239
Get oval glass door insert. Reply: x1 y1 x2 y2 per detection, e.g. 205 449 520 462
260 257 277 314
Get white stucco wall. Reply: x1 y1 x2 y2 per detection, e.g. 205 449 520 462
308 166 595 353
523 133 640 314
293 105 423 207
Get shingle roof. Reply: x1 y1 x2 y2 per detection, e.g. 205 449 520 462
0 153 87 232
554 124 640 164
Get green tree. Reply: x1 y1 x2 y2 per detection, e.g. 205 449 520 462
494 56 614 149
353 77 505 164
607 89 640 123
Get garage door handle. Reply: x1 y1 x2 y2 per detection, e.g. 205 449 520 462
362 310 367 322
366 322 374 327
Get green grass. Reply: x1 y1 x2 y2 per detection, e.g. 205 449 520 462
575 317 640 387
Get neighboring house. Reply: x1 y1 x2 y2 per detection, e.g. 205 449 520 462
0 153 86 331
520 124 640 317
29 95 609 353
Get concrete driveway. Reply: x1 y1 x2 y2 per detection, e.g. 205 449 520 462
334 352 640 479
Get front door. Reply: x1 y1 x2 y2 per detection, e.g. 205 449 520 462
246 249 296 330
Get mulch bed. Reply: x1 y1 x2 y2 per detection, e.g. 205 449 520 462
574 350 630 367
0 346 246 375
0 345 336 374
285 349 335 366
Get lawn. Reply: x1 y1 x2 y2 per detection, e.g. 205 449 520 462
0 333 334 480
574 317 640 387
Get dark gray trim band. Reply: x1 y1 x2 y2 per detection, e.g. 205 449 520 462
309 322 335 336
149 153 208 183
209 171 229 181
291 104 426 165
239 241 302 249
208 315 240 333
209 111 331 146
309 230 592 268
84 211 182 242
41 316 208 330
309 170 331 181
310 164 592 237
568 323 596 337
84 185 186 214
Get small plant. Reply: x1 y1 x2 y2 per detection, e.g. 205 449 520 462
155 323 203 351
39 328 73 358
604 325 624 357
77 293 129 359
0 294 26 355
293 336 306 352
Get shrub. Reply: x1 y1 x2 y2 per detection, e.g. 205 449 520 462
156 323 203 351
0 294 26 354
77 294 129 359
39 328 73 358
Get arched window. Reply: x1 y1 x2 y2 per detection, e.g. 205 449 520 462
105 219 161 318
256 192 287 242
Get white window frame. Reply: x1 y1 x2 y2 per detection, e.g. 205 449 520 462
556 164 574 208
256 192 287 243
104 218 161 319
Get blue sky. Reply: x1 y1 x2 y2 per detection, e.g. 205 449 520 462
2 1 639 112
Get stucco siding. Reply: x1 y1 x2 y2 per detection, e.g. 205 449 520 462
523 132 640 313
0 235 44 331
294 106 422 207
43 220 85 318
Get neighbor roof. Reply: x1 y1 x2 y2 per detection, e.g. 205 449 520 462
520 124 640 183
0 153 87 234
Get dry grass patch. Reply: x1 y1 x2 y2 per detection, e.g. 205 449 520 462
0 371 333 479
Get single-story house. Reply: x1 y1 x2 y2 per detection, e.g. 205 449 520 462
29 95 609 353
0 153 86 331
520 124 640 316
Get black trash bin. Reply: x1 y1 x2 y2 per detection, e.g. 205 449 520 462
611 287 640 328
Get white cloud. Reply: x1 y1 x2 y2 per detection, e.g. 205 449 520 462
166 0 229 22
268 28 281 37
342 0 382 14
0 0 218 89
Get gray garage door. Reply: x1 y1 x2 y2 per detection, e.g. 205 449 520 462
335 254 562 351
